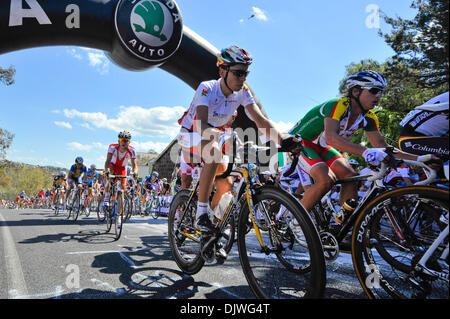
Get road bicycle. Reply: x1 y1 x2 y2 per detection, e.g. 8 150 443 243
66 184 84 221
352 184 448 299
298 149 439 262
351 158 449 298
168 135 326 298
124 178 141 221
103 174 128 240
52 186 64 216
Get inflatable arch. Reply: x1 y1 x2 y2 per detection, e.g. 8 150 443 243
0 0 266 132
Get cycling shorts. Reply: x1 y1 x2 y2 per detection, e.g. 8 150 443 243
297 140 345 174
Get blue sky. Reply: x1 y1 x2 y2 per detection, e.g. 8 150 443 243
0 0 417 169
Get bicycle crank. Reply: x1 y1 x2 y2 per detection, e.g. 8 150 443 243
320 232 339 261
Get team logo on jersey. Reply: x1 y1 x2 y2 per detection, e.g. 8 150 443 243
201 88 209 96
115 0 183 63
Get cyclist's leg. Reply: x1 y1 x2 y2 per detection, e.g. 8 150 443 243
328 156 359 206
297 144 336 212
179 150 194 190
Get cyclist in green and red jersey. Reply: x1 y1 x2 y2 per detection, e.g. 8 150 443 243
289 71 433 219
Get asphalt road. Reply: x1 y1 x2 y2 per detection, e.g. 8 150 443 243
0 207 366 300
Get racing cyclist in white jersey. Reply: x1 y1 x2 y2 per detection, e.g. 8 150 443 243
177 45 300 255
399 91 449 159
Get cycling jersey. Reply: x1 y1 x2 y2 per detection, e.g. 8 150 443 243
289 97 379 173
107 144 136 173
289 97 379 147
399 92 449 158
70 164 87 182
383 166 411 186
178 78 255 131
400 92 449 136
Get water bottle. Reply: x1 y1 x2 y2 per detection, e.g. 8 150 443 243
334 198 357 224
214 191 233 220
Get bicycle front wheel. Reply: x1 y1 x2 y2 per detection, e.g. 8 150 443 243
237 185 326 299
352 186 449 299
168 190 205 275
114 195 124 240
71 192 80 221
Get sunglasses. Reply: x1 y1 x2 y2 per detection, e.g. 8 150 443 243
362 87 384 96
119 138 130 143
229 69 250 78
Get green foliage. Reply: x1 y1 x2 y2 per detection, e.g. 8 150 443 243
0 161 59 200
0 66 16 86
380 0 448 88
0 128 14 160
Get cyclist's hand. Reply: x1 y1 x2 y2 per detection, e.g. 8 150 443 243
418 154 441 169
362 148 388 166
280 135 302 153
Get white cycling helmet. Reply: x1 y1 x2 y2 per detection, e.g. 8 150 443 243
217 45 252 67
346 70 387 90
75 156 83 164
118 130 131 139
90 164 96 170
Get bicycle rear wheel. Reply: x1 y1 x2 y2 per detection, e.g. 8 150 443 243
352 186 449 299
237 185 326 299
168 190 205 275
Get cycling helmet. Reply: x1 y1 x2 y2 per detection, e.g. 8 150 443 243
118 130 131 139
90 164 96 170
346 70 387 90
75 156 83 164
348 159 359 167
152 171 159 177
217 45 252 67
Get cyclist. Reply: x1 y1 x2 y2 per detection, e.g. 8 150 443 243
52 171 66 209
84 164 99 207
176 45 299 248
289 70 434 221
103 131 138 217
37 188 46 207
67 157 87 204
399 91 449 159
142 172 160 209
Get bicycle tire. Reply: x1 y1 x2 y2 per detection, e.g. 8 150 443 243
151 199 160 219
168 190 205 275
97 194 106 222
54 193 60 216
114 195 124 240
71 191 80 221
352 186 449 299
237 185 326 299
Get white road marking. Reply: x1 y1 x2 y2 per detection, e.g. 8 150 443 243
0 212 29 299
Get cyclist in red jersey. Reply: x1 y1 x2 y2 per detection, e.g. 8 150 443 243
103 131 138 215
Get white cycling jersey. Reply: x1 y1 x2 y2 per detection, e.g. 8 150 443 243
178 78 256 130
400 91 449 136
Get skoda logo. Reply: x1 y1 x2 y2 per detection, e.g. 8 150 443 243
115 0 183 63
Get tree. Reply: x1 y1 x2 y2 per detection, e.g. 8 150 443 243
380 0 449 89
0 128 14 160
0 66 16 85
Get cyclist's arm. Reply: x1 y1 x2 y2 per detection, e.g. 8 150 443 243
130 157 138 176
324 117 366 155
365 130 418 161
245 103 284 145
104 153 113 173
195 105 222 141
